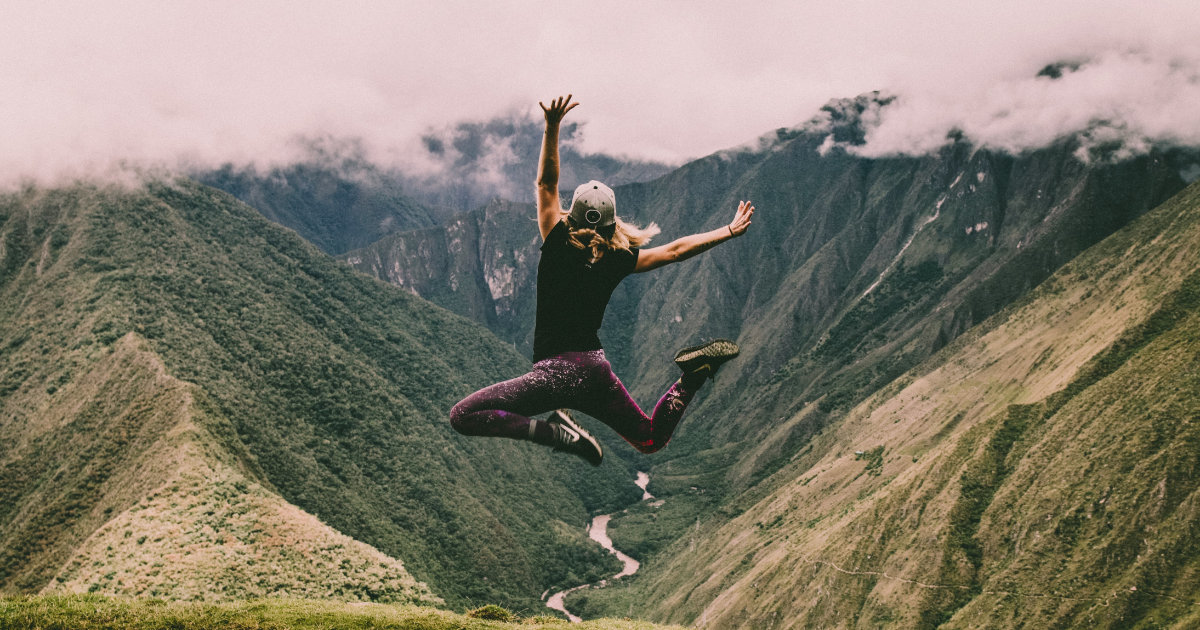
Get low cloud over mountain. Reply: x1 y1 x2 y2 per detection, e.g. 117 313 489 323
2 1 1198 182
851 49 1200 161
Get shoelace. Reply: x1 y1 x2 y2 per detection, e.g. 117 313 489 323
553 424 580 449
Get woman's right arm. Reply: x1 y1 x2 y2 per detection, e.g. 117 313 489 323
536 95 579 240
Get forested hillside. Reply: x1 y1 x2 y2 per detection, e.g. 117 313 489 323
0 180 633 611
195 155 438 255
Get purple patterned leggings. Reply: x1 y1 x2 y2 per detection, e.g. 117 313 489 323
450 350 697 454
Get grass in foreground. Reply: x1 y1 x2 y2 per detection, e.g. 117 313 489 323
0 595 676 630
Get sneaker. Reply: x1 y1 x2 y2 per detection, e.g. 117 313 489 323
674 339 740 379
547 409 603 467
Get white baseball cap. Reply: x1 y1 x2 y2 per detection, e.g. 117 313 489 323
569 180 616 229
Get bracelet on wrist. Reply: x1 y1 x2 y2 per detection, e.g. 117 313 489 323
727 225 734 237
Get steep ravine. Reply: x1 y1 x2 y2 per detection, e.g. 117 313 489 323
546 473 652 621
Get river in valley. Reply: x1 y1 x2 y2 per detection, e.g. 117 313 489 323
544 472 651 622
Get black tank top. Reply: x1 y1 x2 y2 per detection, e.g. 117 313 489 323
532 221 639 362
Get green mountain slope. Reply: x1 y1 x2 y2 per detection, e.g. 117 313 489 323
20 335 438 603
0 181 631 610
196 156 438 255
0 316 437 604
2 594 684 630
586 180 1200 628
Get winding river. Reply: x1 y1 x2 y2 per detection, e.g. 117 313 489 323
545 472 651 622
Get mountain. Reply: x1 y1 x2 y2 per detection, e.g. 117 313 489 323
338 95 1199 625
194 151 438 255
341 198 543 354
406 113 675 215
340 96 1196 479
196 115 674 256
586 178 1200 630
0 180 632 610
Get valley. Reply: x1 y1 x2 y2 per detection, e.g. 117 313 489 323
2 95 1199 629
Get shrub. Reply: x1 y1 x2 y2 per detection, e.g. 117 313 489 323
466 605 515 622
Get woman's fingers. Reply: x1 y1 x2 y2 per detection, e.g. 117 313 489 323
730 200 754 235
737 200 754 221
541 95 579 122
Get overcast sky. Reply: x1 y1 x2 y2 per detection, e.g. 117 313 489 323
2 0 1198 179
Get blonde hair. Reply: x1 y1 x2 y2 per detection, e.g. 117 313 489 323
565 214 660 262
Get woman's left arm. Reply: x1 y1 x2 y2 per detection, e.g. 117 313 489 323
634 200 754 273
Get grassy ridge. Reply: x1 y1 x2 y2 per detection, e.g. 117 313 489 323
0 180 626 611
0 595 680 630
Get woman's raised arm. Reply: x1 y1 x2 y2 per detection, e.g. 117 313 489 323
536 95 579 240
634 200 754 273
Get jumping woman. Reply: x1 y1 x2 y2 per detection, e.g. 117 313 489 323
450 94 754 465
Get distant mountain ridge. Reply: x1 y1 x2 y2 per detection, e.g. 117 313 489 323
196 115 674 256
195 153 438 256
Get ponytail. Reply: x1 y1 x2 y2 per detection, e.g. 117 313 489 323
566 215 661 262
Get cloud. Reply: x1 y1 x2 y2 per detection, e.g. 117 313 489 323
387 113 673 214
1 0 1198 182
854 48 1200 160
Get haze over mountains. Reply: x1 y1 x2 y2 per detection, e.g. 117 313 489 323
6 2 1199 177
195 115 673 256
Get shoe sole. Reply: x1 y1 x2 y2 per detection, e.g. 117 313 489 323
549 410 603 467
674 339 740 372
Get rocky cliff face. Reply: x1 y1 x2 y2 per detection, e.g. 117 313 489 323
342 199 542 353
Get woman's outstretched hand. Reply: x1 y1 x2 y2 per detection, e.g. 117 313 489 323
633 199 757 273
540 95 579 126
729 200 755 236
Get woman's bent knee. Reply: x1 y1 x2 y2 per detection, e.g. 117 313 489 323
449 399 473 434
628 438 664 454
